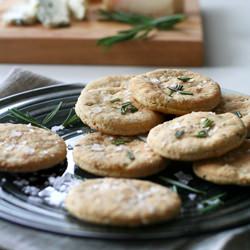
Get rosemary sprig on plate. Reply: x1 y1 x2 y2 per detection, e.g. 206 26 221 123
9 103 81 130
97 12 185 47
42 102 63 125
197 193 226 214
159 176 206 194
9 108 47 129
62 109 81 128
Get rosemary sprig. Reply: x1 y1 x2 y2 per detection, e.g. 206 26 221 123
97 13 185 47
159 176 206 194
99 10 152 25
112 137 133 146
234 111 243 118
121 102 138 115
197 193 226 214
9 104 81 130
9 108 47 129
42 102 63 125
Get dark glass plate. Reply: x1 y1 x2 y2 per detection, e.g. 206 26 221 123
0 84 250 240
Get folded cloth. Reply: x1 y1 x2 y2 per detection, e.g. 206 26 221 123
0 67 250 250
0 68 62 98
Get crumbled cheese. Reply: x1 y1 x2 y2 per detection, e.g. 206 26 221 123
51 125 64 132
37 0 70 28
2 0 38 25
68 0 87 20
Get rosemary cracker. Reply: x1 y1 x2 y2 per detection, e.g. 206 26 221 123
73 132 167 178
130 69 221 115
75 76 164 135
147 112 247 161
215 93 250 136
0 123 66 172
193 140 250 186
65 178 181 226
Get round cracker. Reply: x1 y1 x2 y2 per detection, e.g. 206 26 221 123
85 75 133 90
130 69 221 115
76 77 164 136
65 178 181 226
73 132 167 178
215 93 250 136
0 123 67 172
147 112 247 161
193 140 250 186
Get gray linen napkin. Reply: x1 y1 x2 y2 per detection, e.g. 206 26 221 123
0 68 250 250
0 68 62 98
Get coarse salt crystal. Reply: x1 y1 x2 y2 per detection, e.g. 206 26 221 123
174 171 193 185
91 143 104 152
188 193 197 201
51 125 64 132
10 130 23 137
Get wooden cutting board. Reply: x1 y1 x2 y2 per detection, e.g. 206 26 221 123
0 0 204 66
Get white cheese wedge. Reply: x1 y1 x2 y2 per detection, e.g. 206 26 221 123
68 0 88 20
2 0 38 25
102 0 184 17
37 0 70 28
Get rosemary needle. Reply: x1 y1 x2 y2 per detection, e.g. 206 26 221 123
9 108 47 129
97 12 185 47
62 109 81 128
159 176 206 194
42 102 63 125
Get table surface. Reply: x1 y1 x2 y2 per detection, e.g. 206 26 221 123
0 0 250 249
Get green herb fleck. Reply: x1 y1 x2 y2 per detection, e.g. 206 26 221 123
198 193 226 214
121 102 138 115
202 118 214 129
234 111 243 118
167 84 183 96
178 76 192 82
127 150 135 161
110 98 121 103
112 137 133 146
159 176 206 194
179 91 194 95
175 130 185 139
195 130 208 138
